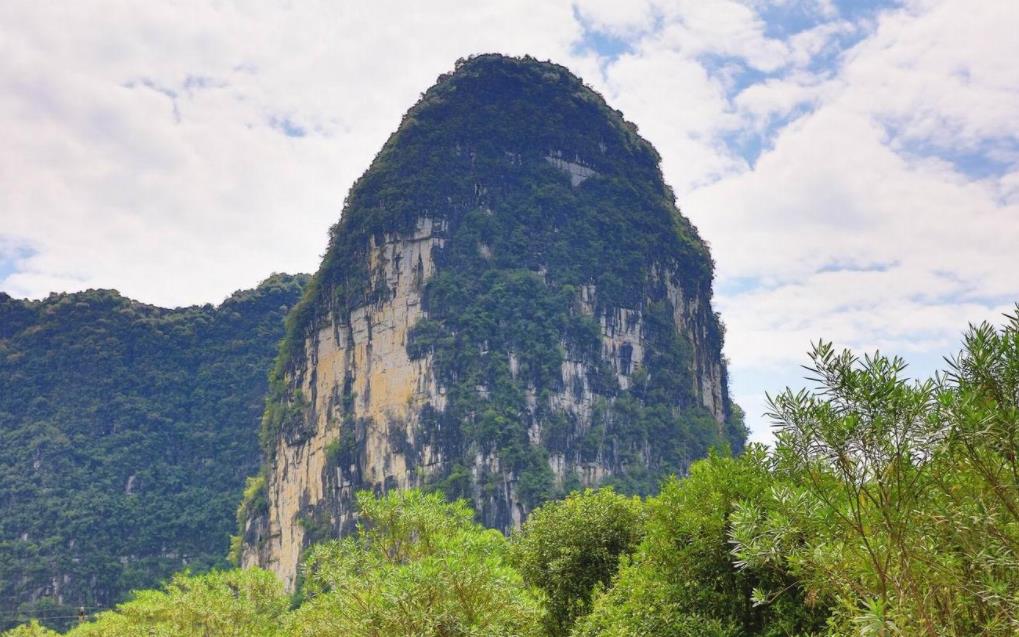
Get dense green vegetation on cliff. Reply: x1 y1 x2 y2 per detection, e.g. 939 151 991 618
0 274 305 631
260 55 745 526
284 54 707 348
14 310 1019 636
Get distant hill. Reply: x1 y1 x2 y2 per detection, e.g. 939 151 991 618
0 273 306 631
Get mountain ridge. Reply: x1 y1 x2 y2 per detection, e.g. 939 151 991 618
0 273 306 631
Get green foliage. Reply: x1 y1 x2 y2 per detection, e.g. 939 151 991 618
510 488 645 636
281 54 709 351
323 425 358 470
729 311 1019 635
0 274 306 631
63 568 287 637
229 475 268 565
571 308 1019 636
238 475 268 523
295 508 333 547
0 621 60 637
14 490 540 637
13 307 1019 637
576 448 827 637
743 342 942 633
286 489 544 636
259 386 310 461
937 312 1019 620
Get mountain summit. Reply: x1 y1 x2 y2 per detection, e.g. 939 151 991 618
241 54 745 587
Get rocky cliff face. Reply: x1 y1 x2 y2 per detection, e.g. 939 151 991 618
242 54 745 589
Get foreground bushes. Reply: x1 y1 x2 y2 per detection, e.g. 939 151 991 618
7 308 1019 636
575 448 829 637
510 488 645 636
287 490 542 636
576 310 1019 636
35 490 541 637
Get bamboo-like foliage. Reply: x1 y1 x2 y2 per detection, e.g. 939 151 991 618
731 308 1019 635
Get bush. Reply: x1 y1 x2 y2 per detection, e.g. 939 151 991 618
286 489 544 636
510 488 645 635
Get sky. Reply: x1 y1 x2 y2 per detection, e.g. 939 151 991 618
2 0 1017 443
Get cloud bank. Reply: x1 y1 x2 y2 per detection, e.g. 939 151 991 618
2 0 1016 440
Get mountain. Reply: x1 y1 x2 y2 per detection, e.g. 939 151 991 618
241 54 746 589
0 273 306 631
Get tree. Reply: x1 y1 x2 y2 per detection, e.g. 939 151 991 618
285 489 543 637
931 311 1019 632
1 621 60 637
509 488 644 636
744 342 941 634
64 568 287 637
731 311 1019 635
576 449 826 637
0 275 306 632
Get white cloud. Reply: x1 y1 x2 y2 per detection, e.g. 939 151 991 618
654 0 790 72
1 0 1016 444
0 1 582 305
674 0 1019 437
785 19 857 67
593 49 746 191
573 0 656 37
734 73 829 131
839 0 1019 151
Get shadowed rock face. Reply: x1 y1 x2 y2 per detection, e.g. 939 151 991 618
243 54 746 589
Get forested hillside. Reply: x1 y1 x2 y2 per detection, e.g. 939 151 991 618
8 309 1017 636
0 274 306 630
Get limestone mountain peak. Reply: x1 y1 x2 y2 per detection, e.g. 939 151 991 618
243 54 745 589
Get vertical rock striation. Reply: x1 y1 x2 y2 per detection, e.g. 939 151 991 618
242 54 746 589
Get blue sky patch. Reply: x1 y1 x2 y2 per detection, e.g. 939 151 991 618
895 136 1019 180
817 260 897 274
270 116 307 138
0 241 35 286
570 5 643 61
575 28 632 60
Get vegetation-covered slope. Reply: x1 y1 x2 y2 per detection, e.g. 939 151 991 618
0 274 305 630
247 56 745 581
9 308 1018 637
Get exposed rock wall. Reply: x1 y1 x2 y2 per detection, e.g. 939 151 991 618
244 217 728 589
243 219 445 587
